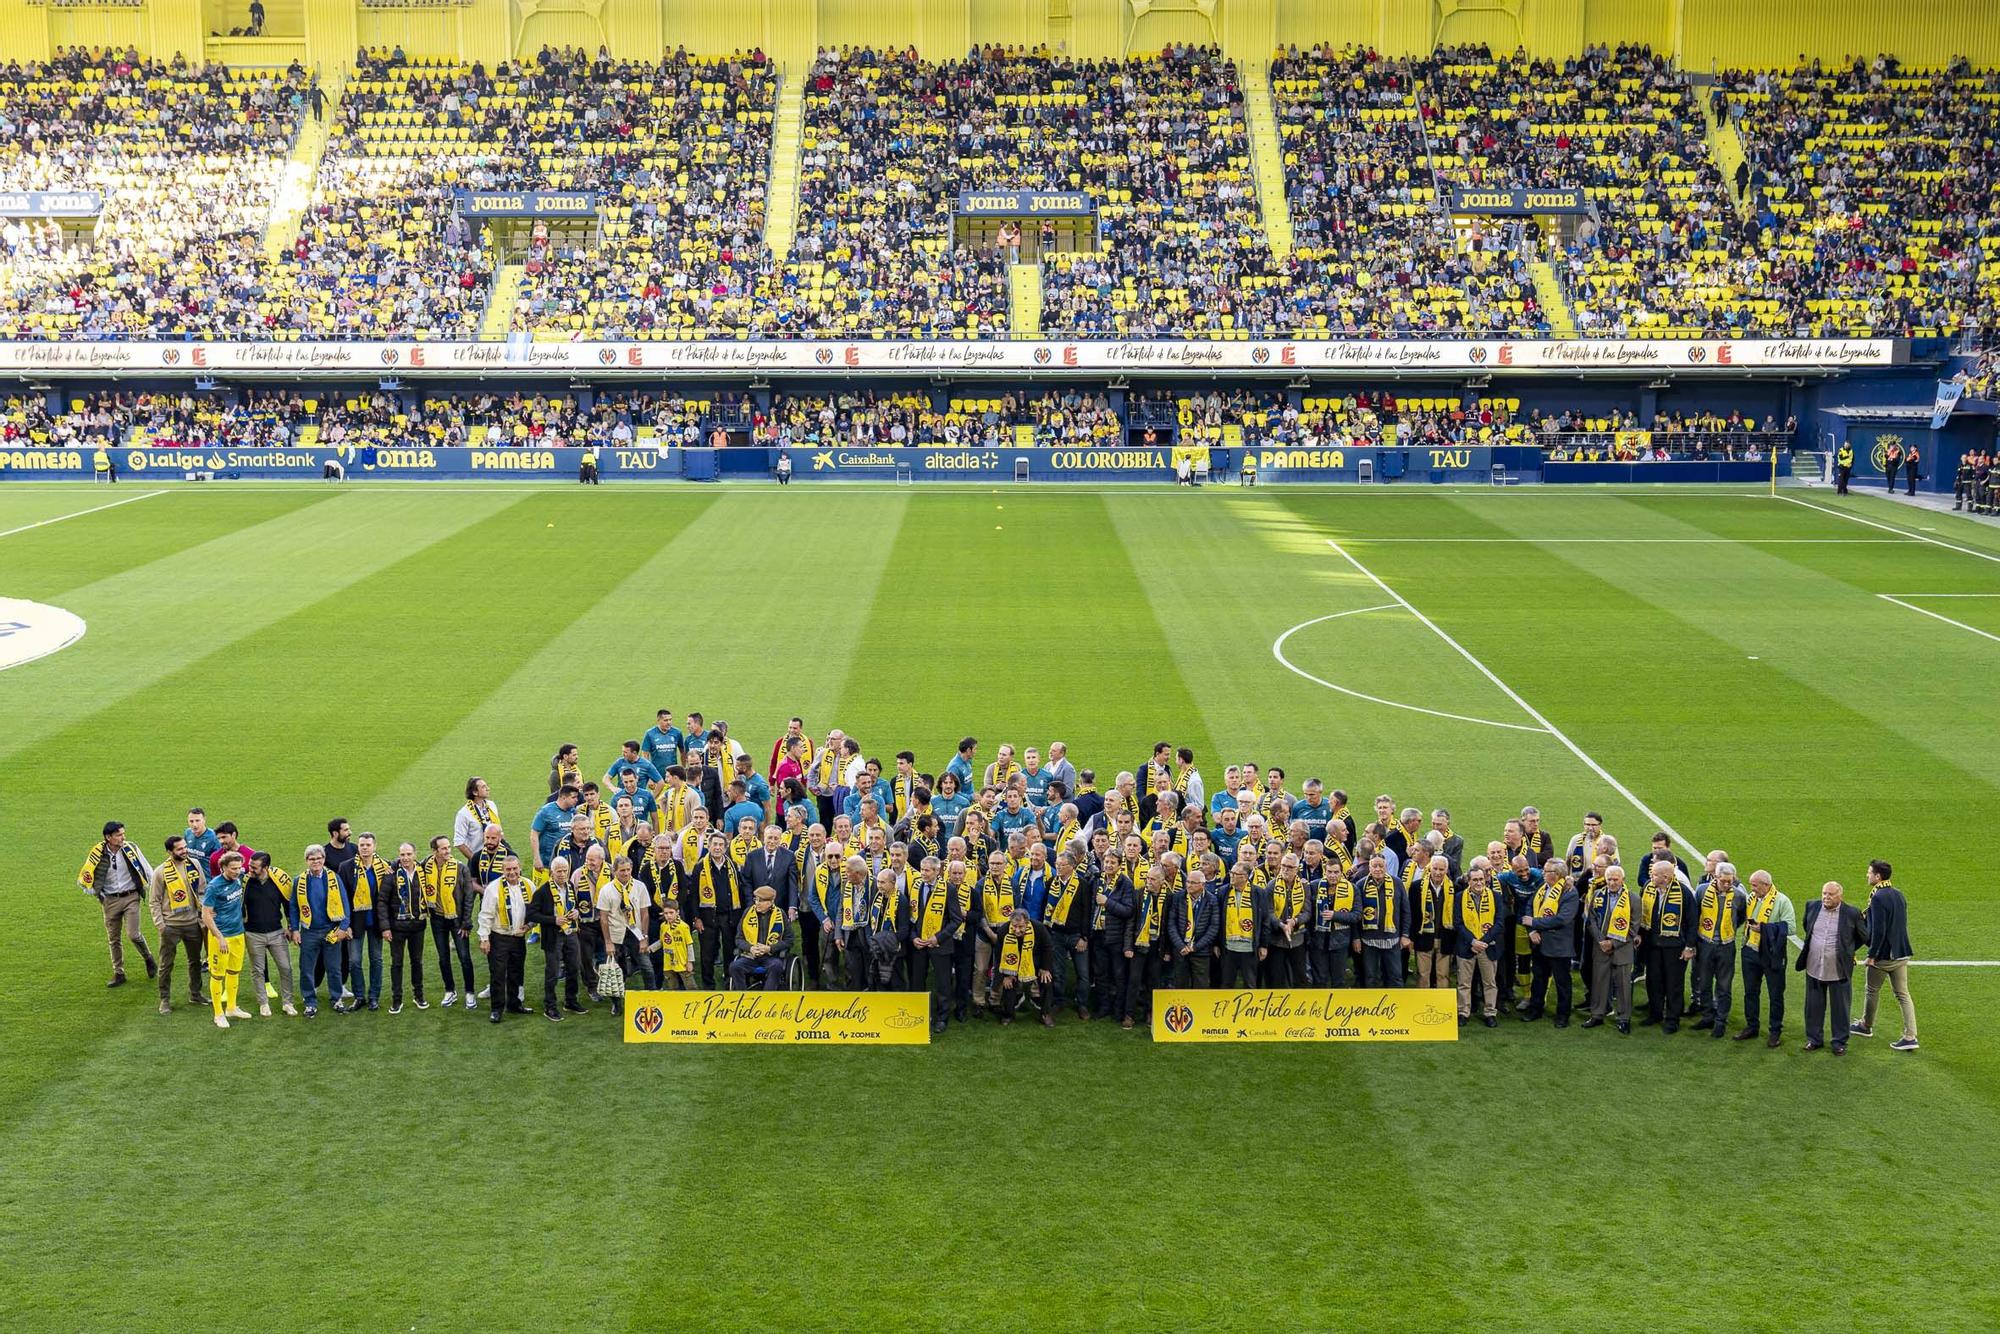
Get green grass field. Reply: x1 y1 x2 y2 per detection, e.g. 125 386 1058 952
4 481 1998 1330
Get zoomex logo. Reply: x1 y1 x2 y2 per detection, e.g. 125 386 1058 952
1163 1004 1194 1034
633 1005 664 1035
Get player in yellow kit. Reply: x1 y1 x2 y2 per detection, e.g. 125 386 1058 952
201 851 252 1028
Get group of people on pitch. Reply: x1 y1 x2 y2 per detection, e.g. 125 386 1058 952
74 720 1921 1052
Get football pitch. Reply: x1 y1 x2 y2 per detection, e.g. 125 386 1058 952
4 481 1998 1330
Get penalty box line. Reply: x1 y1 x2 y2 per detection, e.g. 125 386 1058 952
1323 538 1997 970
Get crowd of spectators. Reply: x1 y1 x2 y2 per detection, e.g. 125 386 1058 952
1423 44 1760 337
792 45 1278 339
0 51 312 340
7 45 2000 343
502 48 777 340
756 388 1121 448
1719 54 1999 338
1272 45 1545 336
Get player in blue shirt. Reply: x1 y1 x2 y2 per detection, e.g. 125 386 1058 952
531 787 581 876
604 740 664 791
642 709 684 773
202 851 250 1028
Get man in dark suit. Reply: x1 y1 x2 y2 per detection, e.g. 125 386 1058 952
1797 881 1867 1054
743 824 798 915
1520 858 1579 1027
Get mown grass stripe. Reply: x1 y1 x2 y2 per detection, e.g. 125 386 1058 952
0 490 527 767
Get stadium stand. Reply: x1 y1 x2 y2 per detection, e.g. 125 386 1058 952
1272 45 1546 337
760 388 1122 447
1719 54 1996 338
507 49 776 341
0 52 311 340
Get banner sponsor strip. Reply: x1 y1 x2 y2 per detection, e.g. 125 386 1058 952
0 338 1904 377
1150 988 1460 1042
622 990 930 1044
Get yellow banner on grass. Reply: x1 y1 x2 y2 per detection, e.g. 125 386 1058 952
622 990 929 1044
1151 989 1459 1042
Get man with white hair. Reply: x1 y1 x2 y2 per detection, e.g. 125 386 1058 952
1044 742 1076 798
1735 869 1794 1048
1692 858 1745 1038
1582 864 1636 1033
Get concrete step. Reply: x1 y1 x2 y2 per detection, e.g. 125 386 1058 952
1009 261 1043 336
1241 60 1293 260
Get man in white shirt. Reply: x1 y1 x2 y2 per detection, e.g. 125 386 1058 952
455 777 500 864
598 856 651 988
477 856 533 1025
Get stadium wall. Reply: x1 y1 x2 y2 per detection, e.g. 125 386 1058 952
2 0 1995 69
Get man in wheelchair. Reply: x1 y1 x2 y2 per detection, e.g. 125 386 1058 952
728 885 791 991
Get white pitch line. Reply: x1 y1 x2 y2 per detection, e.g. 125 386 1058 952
1326 538 1702 859
1877 592 2000 598
1877 595 2000 645
0 488 166 538
1324 536 2000 969
1776 494 2000 566
1272 606 1548 734
1342 537 1912 544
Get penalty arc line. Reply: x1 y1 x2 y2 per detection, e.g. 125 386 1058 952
1325 538 2000 969
0 488 166 539
1325 537 1697 862
1272 605 1549 734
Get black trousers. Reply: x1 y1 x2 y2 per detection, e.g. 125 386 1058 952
1528 953 1572 1020
1644 943 1688 1024
1804 975 1852 1045
1123 949 1161 1020
919 946 953 1025
389 923 426 1002
1691 940 1735 1026
997 974 1035 1020
1221 949 1260 987
1742 950 1785 1035
542 933 582 1009
488 935 526 1016
798 914 823 986
1174 950 1211 988
1265 946 1307 987
696 909 726 988
1089 935 1118 1015
952 932 974 1017
1361 944 1403 987
1105 948 1132 1018
430 915 477 995
1309 940 1350 987
844 936 871 990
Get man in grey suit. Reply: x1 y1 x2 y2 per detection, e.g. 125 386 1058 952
1797 881 1867 1054
1520 858 1578 1027
1582 864 1636 1034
